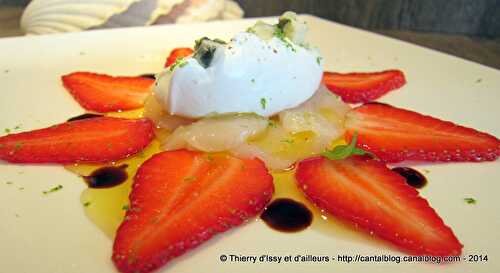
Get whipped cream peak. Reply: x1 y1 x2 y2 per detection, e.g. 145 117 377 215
154 12 323 118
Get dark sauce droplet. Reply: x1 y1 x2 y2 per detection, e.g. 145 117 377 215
392 167 427 189
260 198 313 232
364 101 391 106
139 73 156 79
84 164 128 188
67 113 103 122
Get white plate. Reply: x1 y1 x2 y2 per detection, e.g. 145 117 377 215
0 15 499 273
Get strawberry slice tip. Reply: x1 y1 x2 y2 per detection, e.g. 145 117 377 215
0 117 154 164
62 72 154 113
323 69 406 103
345 103 500 162
113 150 274 273
165 47 194 68
296 155 463 256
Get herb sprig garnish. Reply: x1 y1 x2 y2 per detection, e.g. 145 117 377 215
321 132 371 160
464 197 477 205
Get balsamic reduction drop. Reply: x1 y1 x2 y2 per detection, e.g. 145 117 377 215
84 164 128 188
139 73 156 79
392 167 427 189
67 113 103 122
260 198 313 232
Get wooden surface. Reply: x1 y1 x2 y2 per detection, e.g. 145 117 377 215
1 5 499 70
0 6 23 37
236 0 500 38
0 0 29 4
375 30 500 69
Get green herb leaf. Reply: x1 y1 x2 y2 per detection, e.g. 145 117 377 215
193 37 221 68
194 37 208 50
169 57 187 72
316 56 322 65
43 184 63 195
464 197 477 205
212 38 226 45
122 204 129 210
274 26 285 39
277 17 292 30
260 98 267 110
273 26 296 52
321 132 371 160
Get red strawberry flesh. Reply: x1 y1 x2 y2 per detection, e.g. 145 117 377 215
323 70 406 103
165 47 194 68
62 72 154 112
113 150 274 273
0 117 154 164
345 103 500 162
296 156 463 256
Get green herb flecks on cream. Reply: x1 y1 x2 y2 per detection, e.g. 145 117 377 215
246 11 309 52
273 26 296 52
316 56 322 65
260 98 267 109
169 57 188 72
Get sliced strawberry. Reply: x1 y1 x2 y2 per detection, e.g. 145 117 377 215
345 103 500 162
113 150 274 273
62 72 154 112
0 117 154 164
164 47 194 68
323 70 406 103
296 155 463 256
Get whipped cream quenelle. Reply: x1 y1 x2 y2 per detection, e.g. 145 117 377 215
154 12 323 118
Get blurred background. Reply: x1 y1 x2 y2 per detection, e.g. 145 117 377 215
1 0 499 68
